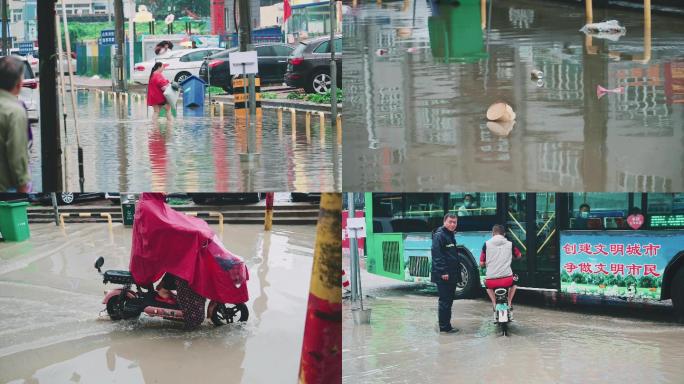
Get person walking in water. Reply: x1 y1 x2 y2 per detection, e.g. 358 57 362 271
147 62 172 120
0 56 31 192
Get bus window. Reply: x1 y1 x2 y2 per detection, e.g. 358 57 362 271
647 193 684 228
371 193 444 233
570 193 630 230
447 192 496 217
405 194 445 231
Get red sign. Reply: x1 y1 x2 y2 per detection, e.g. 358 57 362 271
342 210 365 251
627 214 645 230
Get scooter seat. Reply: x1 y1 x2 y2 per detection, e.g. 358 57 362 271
103 270 134 285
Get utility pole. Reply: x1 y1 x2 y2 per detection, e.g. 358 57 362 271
1 0 8 56
329 1 338 118
37 1 63 191
238 0 257 159
114 0 126 91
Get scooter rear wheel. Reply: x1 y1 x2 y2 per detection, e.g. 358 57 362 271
501 321 508 336
210 303 249 326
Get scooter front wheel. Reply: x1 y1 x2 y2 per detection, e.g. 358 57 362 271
210 303 249 326
106 296 139 320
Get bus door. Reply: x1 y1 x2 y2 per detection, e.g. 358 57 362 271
504 193 560 289
505 193 530 285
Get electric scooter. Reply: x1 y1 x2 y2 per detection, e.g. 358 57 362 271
494 287 511 336
94 257 248 326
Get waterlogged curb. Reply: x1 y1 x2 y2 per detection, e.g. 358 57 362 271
213 94 342 114
75 86 342 114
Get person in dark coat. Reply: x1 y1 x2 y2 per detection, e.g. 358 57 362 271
431 213 462 333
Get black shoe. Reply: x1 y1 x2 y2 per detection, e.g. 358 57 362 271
440 327 460 334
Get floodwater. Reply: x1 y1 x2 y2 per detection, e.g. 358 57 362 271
29 90 341 192
0 222 316 383
343 0 684 191
343 261 684 383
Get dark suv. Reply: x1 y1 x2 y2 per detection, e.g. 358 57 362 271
285 35 342 94
199 43 294 93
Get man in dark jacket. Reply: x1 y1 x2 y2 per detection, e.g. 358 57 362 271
431 213 462 333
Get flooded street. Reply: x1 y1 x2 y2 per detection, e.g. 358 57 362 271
343 0 684 191
0 222 316 383
29 90 341 192
343 258 684 383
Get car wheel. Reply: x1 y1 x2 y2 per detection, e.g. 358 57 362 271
174 71 192 83
309 70 331 94
60 192 75 205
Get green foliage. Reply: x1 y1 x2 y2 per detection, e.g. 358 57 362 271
66 21 209 43
138 1 210 17
287 92 305 100
638 275 658 289
571 272 585 284
624 274 637 287
206 86 225 95
560 270 570 283
261 92 278 100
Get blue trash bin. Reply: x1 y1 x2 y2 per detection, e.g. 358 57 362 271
180 75 207 108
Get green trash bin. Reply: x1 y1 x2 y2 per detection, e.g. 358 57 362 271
122 202 136 227
0 201 30 242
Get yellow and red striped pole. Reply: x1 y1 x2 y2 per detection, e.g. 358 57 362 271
298 193 342 384
264 192 274 231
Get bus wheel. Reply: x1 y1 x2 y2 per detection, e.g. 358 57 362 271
454 257 477 300
672 267 684 323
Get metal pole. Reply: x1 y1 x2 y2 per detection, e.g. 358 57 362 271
114 0 126 91
55 14 69 189
238 0 257 157
38 0 63 192
329 1 338 118
1 0 8 56
128 0 135 84
51 193 60 226
60 0 84 192
348 193 359 303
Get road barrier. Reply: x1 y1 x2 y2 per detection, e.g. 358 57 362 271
59 212 113 229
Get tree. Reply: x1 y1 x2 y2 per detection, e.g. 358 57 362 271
571 272 586 284
561 270 571 283
139 0 210 18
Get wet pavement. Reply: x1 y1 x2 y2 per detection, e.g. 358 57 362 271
30 90 341 192
343 257 684 383
343 0 684 191
0 222 316 383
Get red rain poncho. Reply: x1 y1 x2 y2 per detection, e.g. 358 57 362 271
129 193 249 304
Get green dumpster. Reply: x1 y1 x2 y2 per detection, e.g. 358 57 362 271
0 201 30 242
122 202 136 227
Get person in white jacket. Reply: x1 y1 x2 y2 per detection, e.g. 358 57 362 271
480 224 522 310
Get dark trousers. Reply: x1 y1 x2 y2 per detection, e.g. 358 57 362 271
436 281 457 331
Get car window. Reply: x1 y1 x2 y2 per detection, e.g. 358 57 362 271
210 49 234 59
313 41 329 54
272 45 294 57
292 42 307 57
23 62 33 79
182 51 212 62
256 46 275 57
334 38 342 53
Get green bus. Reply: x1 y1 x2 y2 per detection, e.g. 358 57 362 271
363 192 684 320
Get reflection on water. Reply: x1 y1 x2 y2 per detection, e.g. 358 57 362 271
30 90 341 192
343 0 684 191
343 295 684 384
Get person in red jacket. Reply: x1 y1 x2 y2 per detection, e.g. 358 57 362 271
147 62 172 120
